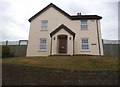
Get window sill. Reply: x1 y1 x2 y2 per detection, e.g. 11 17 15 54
40 29 48 31
38 50 47 52
81 50 90 52
80 29 88 31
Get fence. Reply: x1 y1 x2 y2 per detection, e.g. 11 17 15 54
7 45 27 57
1 40 28 45
103 39 120 44
1 40 119 57
103 44 119 57
103 40 120 57
1 40 28 57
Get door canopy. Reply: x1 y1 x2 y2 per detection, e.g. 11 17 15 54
50 24 75 38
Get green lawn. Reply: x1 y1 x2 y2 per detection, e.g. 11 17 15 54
2 56 118 71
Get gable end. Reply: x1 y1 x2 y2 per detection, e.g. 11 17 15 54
50 24 75 38
29 3 71 22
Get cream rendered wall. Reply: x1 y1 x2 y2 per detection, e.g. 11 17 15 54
26 7 103 56
52 29 73 55
74 19 101 55
26 7 73 57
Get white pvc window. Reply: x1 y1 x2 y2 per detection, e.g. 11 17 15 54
40 38 46 50
81 20 88 29
81 38 89 50
41 20 48 29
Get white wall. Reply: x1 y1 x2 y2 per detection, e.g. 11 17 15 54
26 7 103 56
52 29 73 55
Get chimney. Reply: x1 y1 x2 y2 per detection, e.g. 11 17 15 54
77 13 81 16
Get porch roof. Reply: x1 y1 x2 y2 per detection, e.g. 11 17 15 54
50 24 75 38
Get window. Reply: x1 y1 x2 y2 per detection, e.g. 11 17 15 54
81 38 89 50
40 38 47 50
41 20 48 29
81 20 88 29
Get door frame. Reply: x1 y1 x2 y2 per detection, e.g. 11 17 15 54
57 35 67 54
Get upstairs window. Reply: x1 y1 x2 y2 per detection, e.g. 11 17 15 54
81 38 89 50
41 20 48 29
40 38 47 50
81 20 88 29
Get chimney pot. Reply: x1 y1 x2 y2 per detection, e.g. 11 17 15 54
77 13 81 15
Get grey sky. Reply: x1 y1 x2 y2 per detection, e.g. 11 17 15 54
118 1 120 40
0 0 119 41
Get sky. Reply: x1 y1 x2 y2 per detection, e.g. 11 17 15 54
0 0 119 41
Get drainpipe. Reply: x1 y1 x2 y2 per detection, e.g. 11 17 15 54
96 20 101 55
50 37 52 55
73 37 74 55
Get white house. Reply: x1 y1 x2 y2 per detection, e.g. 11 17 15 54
26 3 103 57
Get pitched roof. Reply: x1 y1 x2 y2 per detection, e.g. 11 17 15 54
29 3 102 22
50 24 75 37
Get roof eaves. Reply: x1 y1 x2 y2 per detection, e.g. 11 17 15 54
29 3 53 22
28 3 102 22
71 15 102 20
28 3 71 22
50 24 75 37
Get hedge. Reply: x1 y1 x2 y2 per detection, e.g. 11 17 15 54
2 45 10 58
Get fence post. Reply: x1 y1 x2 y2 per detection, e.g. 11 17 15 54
6 40 8 45
19 40 21 45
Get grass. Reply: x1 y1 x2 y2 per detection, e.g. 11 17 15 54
2 56 118 71
2 56 118 85
3 64 118 85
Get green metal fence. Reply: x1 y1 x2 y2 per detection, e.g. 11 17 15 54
7 45 27 57
6 44 119 57
103 44 119 57
1 40 119 57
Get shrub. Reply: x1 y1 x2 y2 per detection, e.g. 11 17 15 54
0 46 2 58
2 45 10 58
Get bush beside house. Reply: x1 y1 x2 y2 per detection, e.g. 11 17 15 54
2 46 10 58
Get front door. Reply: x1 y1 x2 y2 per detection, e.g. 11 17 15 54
59 35 67 53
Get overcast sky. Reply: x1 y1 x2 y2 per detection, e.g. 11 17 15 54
0 0 119 41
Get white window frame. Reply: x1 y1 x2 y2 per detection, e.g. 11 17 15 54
81 20 88 29
81 38 89 50
41 20 48 30
39 38 47 50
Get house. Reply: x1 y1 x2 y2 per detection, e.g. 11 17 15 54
26 3 103 56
